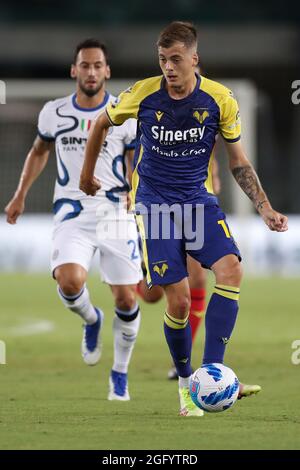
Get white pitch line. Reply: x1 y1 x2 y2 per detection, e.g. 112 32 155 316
5 320 55 337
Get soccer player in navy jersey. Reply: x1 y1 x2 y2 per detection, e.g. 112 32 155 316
80 22 288 416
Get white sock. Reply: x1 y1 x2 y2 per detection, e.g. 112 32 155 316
112 303 141 374
57 285 98 324
179 376 191 389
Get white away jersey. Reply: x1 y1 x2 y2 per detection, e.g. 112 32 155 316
37 92 136 204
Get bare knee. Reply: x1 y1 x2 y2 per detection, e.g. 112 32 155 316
57 276 85 296
177 295 191 316
113 287 137 311
167 293 191 317
164 279 191 318
55 266 86 296
213 256 243 287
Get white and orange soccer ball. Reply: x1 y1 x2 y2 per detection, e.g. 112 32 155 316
190 363 239 413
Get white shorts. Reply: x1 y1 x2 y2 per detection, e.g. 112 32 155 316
51 199 143 285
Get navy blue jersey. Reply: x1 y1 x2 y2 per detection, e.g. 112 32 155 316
106 75 241 208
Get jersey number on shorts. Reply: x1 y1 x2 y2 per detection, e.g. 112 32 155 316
218 219 231 238
127 240 139 260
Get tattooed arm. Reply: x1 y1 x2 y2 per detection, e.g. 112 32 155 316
225 140 288 232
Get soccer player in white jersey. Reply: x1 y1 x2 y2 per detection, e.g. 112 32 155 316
5 39 143 401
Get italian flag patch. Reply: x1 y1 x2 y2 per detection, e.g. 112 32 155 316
81 119 92 131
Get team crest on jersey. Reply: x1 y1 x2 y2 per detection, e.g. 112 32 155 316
193 109 209 124
155 110 164 122
153 262 168 277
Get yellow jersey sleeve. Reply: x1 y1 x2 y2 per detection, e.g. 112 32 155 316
106 76 163 126
219 92 241 142
106 84 140 125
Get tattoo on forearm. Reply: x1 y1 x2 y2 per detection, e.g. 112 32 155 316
232 165 267 210
256 199 268 210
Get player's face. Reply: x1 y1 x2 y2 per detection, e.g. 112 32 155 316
158 42 198 90
71 48 111 97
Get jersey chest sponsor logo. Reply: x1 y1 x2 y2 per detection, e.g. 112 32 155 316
60 137 109 153
61 136 87 145
151 125 206 145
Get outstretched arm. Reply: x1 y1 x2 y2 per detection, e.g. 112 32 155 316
124 148 135 210
225 140 288 232
5 136 52 224
125 148 135 187
80 112 111 196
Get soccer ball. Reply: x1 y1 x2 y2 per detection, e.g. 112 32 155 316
190 363 239 413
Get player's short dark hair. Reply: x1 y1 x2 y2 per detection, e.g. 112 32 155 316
157 21 197 49
73 39 109 64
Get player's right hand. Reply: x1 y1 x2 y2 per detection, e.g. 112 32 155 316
5 196 25 224
79 174 101 196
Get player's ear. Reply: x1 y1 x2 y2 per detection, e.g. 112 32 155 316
105 65 111 80
70 64 77 79
192 52 199 67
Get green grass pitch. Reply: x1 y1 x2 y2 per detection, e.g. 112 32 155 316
0 273 299 450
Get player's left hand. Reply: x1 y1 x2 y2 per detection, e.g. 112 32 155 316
259 207 288 232
79 174 101 196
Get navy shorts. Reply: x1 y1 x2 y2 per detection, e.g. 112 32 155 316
135 205 241 287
